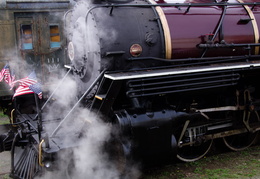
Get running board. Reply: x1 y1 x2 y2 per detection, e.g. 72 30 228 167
105 61 260 81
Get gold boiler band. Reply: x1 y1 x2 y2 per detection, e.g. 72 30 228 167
148 0 172 59
238 0 259 55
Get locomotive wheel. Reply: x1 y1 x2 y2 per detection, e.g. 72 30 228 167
10 134 41 179
223 131 259 151
176 114 213 162
177 138 213 162
223 111 260 151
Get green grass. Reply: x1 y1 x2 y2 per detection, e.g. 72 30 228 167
141 145 260 179
192 150 260 179
0 110 6 117
0 109 9 125
3 174 11 179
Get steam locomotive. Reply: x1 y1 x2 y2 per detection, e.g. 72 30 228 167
1 0 260 178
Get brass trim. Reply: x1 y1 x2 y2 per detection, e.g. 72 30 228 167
95 95 103 100
10 109 17 127
148 0 172 59
39 139 45 167
238 0 259 54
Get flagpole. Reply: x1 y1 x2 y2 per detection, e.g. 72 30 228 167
34 68 72 120
34 93 42 140
41 68 72 111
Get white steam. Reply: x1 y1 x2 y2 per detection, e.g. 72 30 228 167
40 73 125 179
39 1 140 179
70 117 119 179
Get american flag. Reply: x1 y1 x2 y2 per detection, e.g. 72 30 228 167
13 71 42 99
0 64 14 87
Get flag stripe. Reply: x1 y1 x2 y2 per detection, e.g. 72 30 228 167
13 71 42 99
13 86 34 98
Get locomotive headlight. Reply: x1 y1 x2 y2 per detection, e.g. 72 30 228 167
130 44 142 57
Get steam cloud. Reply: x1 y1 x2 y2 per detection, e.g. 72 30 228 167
40 75 140 179
38 1 140 179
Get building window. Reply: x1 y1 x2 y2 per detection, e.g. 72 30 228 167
21 25 33 50
50 25 61 48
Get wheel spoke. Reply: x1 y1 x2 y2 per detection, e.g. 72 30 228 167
177 139 213 162
223 111 260 151
176 114 213 162
12 142 41 178
223 132 258 151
